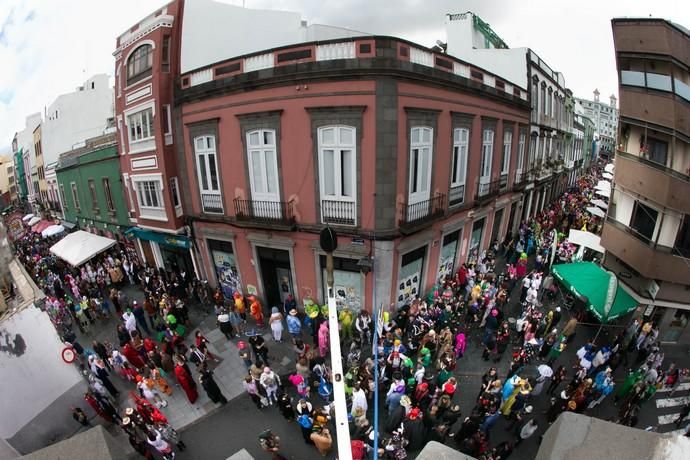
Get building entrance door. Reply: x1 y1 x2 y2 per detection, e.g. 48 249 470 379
256 246 294 310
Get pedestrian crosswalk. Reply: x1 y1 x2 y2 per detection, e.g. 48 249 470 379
654 383 690 433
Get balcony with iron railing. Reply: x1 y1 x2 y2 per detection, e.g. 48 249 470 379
201 193 224 214
321 200 356 226
399 193 446 234
513 168 534 189
449 184 465 206
499 173 509 191
234 198 295 227
475 179 501 204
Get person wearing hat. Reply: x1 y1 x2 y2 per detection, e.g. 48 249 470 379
310 426 333 456
236 341 252 369
351 382 368 416
286 308 302 341
259 366 281 405
216 309 234 340
339 308 354 340
268 306 284 342
386 380 406 413
249 296 264 328
355 309 372 344
403 407 426 451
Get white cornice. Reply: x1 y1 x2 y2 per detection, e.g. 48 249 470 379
113 14 174 57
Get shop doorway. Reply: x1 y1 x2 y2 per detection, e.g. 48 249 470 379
256 246 294 310
160 245 194 278
490 208 504 246
505 202 517 241
468 218 485 264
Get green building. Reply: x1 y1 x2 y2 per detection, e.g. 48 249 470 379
582 116 596 169
55 134 129 239
14 148 28 200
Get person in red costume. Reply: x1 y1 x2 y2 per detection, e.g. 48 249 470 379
174 358 198 403
122 342 146 370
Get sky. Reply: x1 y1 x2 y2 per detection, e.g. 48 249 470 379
1 0 689 155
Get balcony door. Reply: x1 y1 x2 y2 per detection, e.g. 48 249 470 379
479 129 494 196
247 129 281 219
408 127 433 220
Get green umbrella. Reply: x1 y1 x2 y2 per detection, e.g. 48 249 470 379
552 262 638 323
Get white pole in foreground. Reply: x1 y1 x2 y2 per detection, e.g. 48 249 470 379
326 251 352 460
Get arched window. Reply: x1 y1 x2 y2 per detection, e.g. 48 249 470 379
127 44 153 85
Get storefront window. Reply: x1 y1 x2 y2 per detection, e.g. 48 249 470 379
319 255 363 312
397 246 426 307
437 230 461 283
208 239 241 298
468 218 485 264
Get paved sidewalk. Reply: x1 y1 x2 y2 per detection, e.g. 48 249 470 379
72 283 299 430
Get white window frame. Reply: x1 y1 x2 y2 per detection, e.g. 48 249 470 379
124 100 156 154
450 127 468 204
318 125 357 225
193 135 223 214
408 126 433 206
103 178 115 212
131 173 167 222
163 104 173 145
480 129 494 184
501 130 512 175
70 182 80 210
169 176 183 217
246 129 280 203
517 132 526 172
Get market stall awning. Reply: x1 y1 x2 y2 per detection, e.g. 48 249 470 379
60 220 77 230
26 216 40 226
42 224 65 238
586 206 606 218
552 262 638 323
124 227 191 249
22 213 34 221
595 189 611 199
31 220 53 234
591 199 608 210
604 163 615 173
567 230 605 254
49 230 116 266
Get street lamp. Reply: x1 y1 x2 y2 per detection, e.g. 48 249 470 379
319 227 352 460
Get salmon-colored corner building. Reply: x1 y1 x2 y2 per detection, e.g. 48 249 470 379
115 0 532 314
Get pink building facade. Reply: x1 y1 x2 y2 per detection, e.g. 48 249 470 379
173 36 530 311
113 2 195 273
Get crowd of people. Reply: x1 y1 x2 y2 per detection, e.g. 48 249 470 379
8 159 689 460
11 232 225 459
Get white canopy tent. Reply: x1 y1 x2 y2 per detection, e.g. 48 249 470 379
603 172 614 180
591 199 609 209
604 163 615 173
22 213 34 222
49 230 116 266
586 206 606 218
42 224 65 238
595 189 611 199
596 179 611 189
568 229 605 261
26 216 40 226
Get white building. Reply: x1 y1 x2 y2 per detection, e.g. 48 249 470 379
42 74 114 208
445 12 570 223
13 114 42 204
179 0 367 74
575 89 618 157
